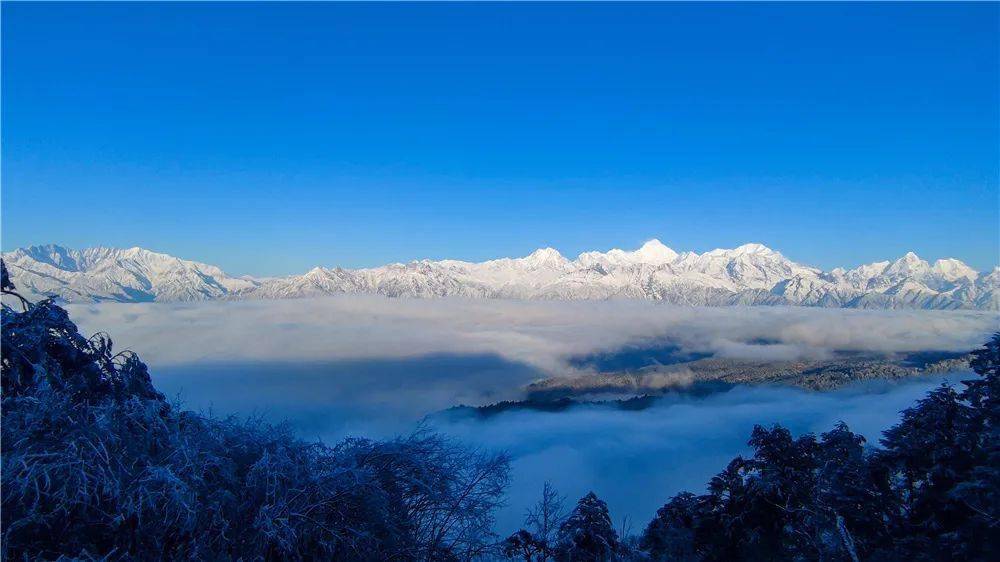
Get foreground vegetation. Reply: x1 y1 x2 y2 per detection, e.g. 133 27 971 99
1 268 508 561
503 333 999 562
2 263 997 560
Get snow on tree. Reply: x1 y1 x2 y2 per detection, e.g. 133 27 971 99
5 256 999 561
0 262 510 561
637 333 1000 561
639 492 699 561
554 492 620 562
503 482 568 561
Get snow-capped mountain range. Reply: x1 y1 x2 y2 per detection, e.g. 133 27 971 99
3 242 998 310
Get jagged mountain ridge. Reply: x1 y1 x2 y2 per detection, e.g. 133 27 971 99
2 245 257 303
4 241 998 309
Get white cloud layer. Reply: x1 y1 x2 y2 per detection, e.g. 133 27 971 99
68 296 999 374
434 374 969 533
61 297 998 533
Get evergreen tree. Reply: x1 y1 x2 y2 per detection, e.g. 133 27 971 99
636 334 1000 561
555 492 620 562
746 425 821 559
966 332 1000 425
951 333 1000 558
877 384 980 559
640 492 699 561
692 457 754 561
811 422 890 560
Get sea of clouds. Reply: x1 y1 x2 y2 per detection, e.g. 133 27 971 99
66 296 997 531
68 296 995 371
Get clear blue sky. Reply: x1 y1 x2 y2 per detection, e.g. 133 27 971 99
3 2 998 276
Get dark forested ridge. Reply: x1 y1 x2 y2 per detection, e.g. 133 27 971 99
2 261 998 561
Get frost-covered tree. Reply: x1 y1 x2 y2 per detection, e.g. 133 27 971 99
684 426 822 560
812 422 888 561
504 482 568 561
6 256 999 561
0 263 510 561
639 492 699 561
966 332 1000 425
527 482 568 561
503 528 547 562
637 334 1000 562
876 384 980 559
874 333 1000 559
555 492 620 562
953 333 1000 558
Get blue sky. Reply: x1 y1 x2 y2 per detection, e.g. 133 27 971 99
3 2 997 276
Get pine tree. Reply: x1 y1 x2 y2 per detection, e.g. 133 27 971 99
813 422 888 561
640 492 699 561
966 332 1000 425
951 333 1000 558
693 457 753 561
555 492 620 562
634 334 1000 562
877 384 980 559
744 425 821 559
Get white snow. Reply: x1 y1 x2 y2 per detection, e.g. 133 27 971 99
3 242 997 310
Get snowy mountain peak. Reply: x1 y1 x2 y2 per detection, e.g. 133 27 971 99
633 239 679 263
3 244 256 302
898 251 927 265
932 258 978 283
576 239 678 268
3 243 995 309
12 244 69 269
984 267 1000 287
520 247 569 268
734 242 773 254
886 252 931 277
731 242 777 255
703 243 781 259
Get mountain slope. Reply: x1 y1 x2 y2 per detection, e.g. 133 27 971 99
3 245 257 302
4 242 997 309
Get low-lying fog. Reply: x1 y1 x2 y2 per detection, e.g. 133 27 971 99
68 297 997 531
